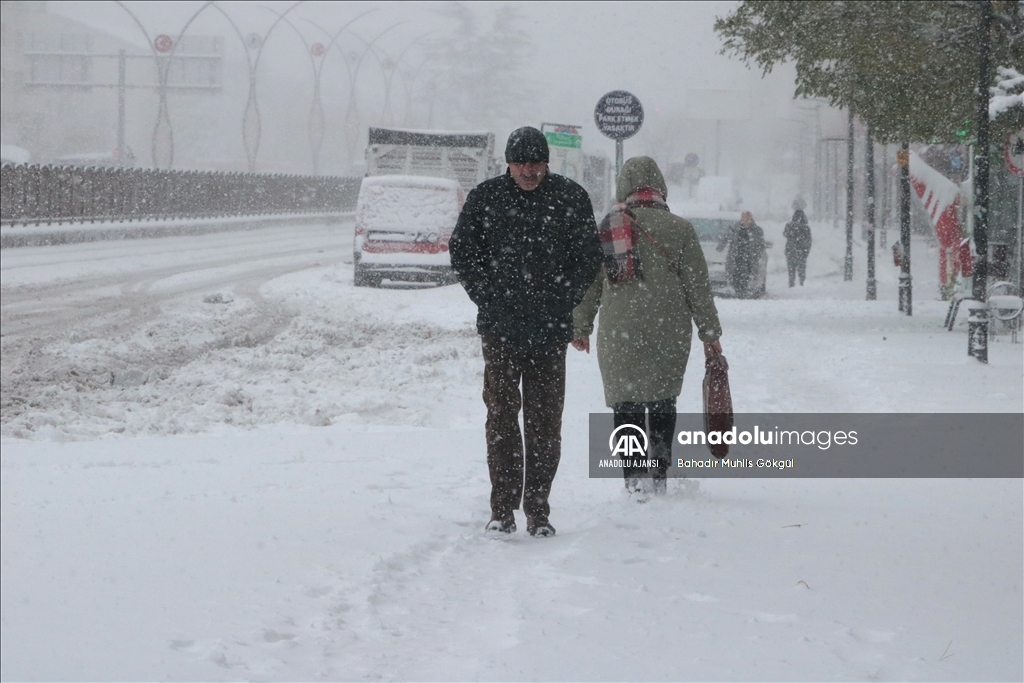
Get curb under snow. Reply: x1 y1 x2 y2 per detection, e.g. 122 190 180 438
0 212 354 249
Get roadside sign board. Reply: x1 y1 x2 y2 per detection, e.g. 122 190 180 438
684 152 700 167
542 123 583 182
1006 129 1024 176
594 91 643 141
154 34 173 53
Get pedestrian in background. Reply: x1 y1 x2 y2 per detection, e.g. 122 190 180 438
450 126 602 537
717 210 766 298
784 199 812 287
572 156 723 498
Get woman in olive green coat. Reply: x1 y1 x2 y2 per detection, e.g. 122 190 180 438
572 156 723 496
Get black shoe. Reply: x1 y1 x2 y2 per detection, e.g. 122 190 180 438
485 514 516 534
527 518 555 537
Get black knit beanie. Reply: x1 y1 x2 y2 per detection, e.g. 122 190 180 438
505 126 549 163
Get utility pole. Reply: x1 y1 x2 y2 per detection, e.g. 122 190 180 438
117 49 126 164
898 142 912 315
968 0 992 363
845 109 855 281
715 120 721 175
866 125 876 300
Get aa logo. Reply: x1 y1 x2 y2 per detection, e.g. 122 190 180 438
608 424 648 458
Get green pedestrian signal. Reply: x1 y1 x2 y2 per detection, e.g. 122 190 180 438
955 119 971 140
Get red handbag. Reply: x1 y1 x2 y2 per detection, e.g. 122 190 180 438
702 354 734 459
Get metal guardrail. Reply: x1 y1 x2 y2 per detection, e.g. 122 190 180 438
0 164 361 226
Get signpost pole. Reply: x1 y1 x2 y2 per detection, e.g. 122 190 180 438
615 140 623 178
969 0 992 363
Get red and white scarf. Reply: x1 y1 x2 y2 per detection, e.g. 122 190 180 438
597 188 669 285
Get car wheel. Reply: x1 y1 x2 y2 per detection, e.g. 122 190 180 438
354 266 381 288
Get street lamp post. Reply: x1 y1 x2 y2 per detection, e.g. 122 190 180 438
370 32 435 128
112 1 171 167
398 53 436 127
114 0 228 168
332 22 405 170
968 0 993 363
117 49 126 162
231 1 305 172
205 2 265 173
898 142 913 315
258 7 323 174
426 80 438 129
268 8 376 175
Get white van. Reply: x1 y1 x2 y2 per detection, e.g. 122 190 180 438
353 176 465 287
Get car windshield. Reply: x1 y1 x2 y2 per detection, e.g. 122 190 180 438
688 218 730 241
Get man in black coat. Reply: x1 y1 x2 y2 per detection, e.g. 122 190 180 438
450 126 602 537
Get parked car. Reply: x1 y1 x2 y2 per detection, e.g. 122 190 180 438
683 209 770 298
353 175 465 287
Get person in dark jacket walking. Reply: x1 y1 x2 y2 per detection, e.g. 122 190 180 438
783 199 812 287
717 211 766 298
449 126 602 537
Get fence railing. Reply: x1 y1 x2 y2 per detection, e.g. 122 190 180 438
1 164 361 226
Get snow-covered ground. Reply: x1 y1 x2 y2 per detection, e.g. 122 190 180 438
1 217 1021 681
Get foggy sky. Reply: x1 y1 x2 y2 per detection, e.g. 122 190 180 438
47 1 807 162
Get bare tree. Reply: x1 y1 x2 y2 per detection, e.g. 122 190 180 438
428 2 536 131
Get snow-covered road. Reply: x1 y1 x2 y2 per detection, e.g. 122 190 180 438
1 218 1021 681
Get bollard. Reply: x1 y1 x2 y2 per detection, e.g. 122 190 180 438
898 272 912 315
965 300 989 363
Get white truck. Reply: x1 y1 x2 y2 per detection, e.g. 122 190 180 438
354 128 500 287
364 127 500 192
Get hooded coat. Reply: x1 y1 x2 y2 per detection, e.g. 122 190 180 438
573 157 722 406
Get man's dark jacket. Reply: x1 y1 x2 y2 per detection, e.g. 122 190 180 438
450 170 602 348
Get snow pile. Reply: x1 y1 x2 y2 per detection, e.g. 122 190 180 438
1 273 482 440
990 66 1024 120
1 219 1021 681
356 176 461 233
